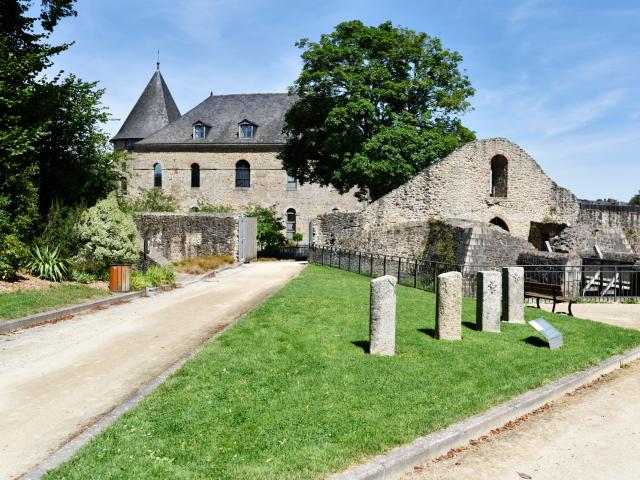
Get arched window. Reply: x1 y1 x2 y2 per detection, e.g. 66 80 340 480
489 217 509 231
235 160 250 187
153 163 162 188
191 163 200 188
286 208 296 240
490 155 508 197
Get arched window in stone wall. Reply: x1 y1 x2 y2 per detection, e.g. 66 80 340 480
489 217 509 231
235 160 250 188
191 163 200 188
286 208 296 239
490 155 508 197
153 163 162 188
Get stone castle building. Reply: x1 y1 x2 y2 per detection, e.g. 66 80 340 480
112 67 363 242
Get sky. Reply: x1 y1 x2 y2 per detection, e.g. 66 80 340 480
45 0 640 201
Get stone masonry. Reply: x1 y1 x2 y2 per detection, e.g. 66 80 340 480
502 267 525 324
476 271 502 332
369 275 397 356
135 212 239 262
436 271 462 340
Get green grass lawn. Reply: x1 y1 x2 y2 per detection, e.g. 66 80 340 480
0 284 110 321
45 265 640 479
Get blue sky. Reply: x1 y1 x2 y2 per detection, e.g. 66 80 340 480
47 0 640 201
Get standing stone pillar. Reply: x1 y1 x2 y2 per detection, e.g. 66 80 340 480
369 275 397 356
476 271 502 332
436 271 462 340
502 267 525 324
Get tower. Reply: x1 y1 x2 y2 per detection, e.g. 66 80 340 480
111 65 181 151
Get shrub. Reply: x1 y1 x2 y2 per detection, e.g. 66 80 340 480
39 200 85 258
244 204 286 252
190 200 234 213
173 255 235 275
0 234 28 280
26 245 68 282
292 232 303 242
120 188 178 213
69 269 96 284
145 265 176 287
76 193 139 274
130 270 148 291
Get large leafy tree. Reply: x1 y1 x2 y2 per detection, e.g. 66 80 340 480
630 191 640 206
0 0 121 278
280 21 476 201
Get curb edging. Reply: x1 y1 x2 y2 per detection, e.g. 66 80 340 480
329 345 640 480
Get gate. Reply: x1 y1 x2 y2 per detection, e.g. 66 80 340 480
238 216 257 263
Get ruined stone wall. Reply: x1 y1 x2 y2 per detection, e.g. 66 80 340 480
135 212 239 261
578 203 640 254
126 148 364 243
314 138 580 257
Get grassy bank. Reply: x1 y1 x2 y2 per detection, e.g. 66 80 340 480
0 284 110 321
46 265 640 479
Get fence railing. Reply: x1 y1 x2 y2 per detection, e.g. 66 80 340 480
309 246 640 301
258 245 309 261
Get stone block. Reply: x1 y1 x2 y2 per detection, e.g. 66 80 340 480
476 271 502 332
369 275 397 356
502 266 525 324
436 271 462 340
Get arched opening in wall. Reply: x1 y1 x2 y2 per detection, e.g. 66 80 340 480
235 160 250 187
153 163 162 188
490 155 508 197
286 208 296 240
489 217 509 231
191 163 200 188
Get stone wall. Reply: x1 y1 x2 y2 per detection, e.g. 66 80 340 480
578 202 640 254
135 212 239 261
125 147 364 243
314 138 579 261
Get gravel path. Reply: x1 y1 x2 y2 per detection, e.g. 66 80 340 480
0 261 304 480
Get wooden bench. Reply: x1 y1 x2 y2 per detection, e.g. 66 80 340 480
524 281 575 316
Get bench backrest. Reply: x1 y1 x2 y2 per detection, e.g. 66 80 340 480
524 281 563 297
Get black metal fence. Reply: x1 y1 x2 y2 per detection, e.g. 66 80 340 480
309 246 640 301
258 245 309 261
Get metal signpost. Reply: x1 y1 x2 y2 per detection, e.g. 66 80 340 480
528 318 563 349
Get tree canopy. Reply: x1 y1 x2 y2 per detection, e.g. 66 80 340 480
280 20 476 201
630 191 640 206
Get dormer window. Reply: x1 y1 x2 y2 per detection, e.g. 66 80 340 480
238 120 257 139
192 121 210 139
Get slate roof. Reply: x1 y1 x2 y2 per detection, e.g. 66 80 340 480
112 69 181 141
137 93 296 145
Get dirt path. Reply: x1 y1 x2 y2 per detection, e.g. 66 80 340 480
406 333 640 480
0 261 304 480
539 302 640 330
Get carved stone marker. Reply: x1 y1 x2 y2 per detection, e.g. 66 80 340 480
502 266 525 324
436 271 462 340
476 271 502 332
369 275 397 356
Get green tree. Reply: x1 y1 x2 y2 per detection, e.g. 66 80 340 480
629 191 640 206
280 20 475 201
244 205 286 252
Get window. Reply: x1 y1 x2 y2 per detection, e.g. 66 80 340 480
193 123 206 139
239 123 253 139
286 208 296 240
235 160 250 187
490 155 508 197
153 163 162 188
191 163 200 188
124 139 136 151
287 175 297 190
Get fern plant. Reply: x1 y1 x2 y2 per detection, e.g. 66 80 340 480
27 245 68 282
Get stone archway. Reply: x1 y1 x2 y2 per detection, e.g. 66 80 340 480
489 217 509 231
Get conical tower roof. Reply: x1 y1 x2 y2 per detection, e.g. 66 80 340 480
112 68 181 141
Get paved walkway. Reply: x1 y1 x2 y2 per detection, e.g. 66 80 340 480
0 261 304 480
406 303 640 480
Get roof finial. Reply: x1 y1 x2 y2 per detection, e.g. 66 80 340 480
156 50 160 70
